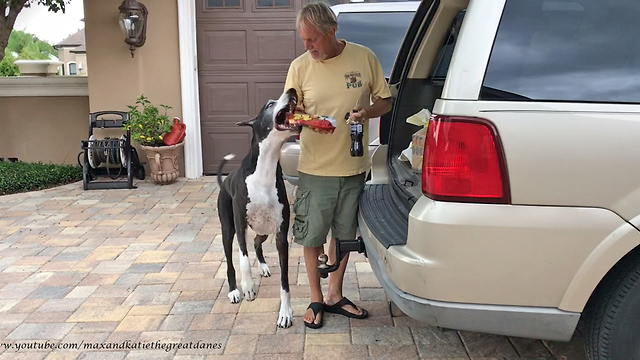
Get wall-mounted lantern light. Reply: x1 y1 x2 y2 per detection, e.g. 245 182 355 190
118 0 148 58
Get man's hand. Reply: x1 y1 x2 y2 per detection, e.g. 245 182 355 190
347 96 392 124
348 106 368 124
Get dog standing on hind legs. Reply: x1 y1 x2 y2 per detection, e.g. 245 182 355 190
217 88 300 328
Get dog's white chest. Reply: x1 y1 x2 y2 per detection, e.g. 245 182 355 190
246 176 283 235
245 136 285 235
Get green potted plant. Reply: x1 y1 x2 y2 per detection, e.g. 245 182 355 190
124 94 184 184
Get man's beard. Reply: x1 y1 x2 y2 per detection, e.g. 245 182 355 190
309 50 327 61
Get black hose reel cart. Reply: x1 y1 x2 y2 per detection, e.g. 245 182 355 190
80 111 145 190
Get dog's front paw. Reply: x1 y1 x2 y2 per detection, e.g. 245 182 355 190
277 306 293 328
242 280 256 301
260 263 271 277
277 289 293 328
228 289 241 303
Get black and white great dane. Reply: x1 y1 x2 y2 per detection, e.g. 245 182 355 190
216 88 300 328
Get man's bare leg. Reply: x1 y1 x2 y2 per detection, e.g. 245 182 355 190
325 238 364 315
303 245 324 325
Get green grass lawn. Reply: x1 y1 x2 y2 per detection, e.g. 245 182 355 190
0 161 82 196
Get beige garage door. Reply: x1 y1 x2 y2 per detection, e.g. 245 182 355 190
197 0 347 174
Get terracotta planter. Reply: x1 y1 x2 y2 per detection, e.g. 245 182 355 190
140 141 184 184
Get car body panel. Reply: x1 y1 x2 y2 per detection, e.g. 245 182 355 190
373 196 627 308
360 217 581 341
367 144 389 185
437 0 504 98
404 0 469 81
280 139 300 185
559 221 640 312
331 1 420 14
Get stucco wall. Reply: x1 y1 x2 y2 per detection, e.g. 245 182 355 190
74 54 88 76
0 96 89 165
84 0 184 175
57 48 72 74
57 49 88 76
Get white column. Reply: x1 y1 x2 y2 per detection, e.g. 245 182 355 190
177 0 203 179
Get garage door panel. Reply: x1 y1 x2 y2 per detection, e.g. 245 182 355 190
255 30 297 65
200 6 297 18
200 30 248 65
200 82 250 117
201 125 252 173
256 82 287 110
200 76 288 121
198 25 298 72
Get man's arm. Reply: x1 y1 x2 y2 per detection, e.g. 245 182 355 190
349 96 392 123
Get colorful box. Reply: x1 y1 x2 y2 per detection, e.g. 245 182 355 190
411 126 427 173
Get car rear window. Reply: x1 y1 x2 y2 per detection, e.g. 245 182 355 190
336 11 415 78
481 0 640 103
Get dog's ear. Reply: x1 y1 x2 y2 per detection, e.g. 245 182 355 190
236 117 257 127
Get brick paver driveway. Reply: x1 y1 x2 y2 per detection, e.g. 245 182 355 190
0 179 588 359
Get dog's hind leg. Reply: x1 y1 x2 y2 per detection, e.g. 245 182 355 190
275 228 292 328
275 178 292 328
218 189 240 303
234 210 257 302
254 234 271 277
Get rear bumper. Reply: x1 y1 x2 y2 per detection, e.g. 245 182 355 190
358 211 581 341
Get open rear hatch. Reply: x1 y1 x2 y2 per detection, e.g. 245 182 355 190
359 1 467 248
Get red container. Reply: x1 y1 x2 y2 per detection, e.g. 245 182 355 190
163 117 186 146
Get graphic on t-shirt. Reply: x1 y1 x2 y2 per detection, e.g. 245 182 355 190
344 72 362 89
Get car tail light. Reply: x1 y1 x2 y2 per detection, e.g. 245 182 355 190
422 115 510 204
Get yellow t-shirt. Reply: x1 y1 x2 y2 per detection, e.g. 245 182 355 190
284 41 392 177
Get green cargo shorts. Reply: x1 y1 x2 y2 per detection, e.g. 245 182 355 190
292 171 366 248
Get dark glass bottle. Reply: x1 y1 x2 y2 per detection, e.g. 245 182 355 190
350 122 364 157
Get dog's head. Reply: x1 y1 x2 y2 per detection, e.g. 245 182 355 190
236 88 300 144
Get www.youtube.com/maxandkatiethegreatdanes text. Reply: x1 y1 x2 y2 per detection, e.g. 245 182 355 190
1 340 223 352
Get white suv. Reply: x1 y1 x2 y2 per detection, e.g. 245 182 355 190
358 1 640 359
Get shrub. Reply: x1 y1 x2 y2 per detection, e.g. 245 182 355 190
0 53 20 77
0 161 82 196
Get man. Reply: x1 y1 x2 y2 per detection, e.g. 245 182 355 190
284 1 392 328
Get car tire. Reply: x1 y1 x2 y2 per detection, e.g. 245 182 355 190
585 249 640 360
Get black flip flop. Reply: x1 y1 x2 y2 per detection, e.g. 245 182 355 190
303 302 324 329
324 297 368 319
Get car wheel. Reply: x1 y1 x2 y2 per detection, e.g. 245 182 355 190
585 250 640 360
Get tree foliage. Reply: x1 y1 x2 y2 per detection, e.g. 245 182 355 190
1 30 57 76
8 30 56 59
0 0 68 64
3 0 67 12
0 52 18 76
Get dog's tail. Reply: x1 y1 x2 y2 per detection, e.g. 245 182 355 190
217 153 236 188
